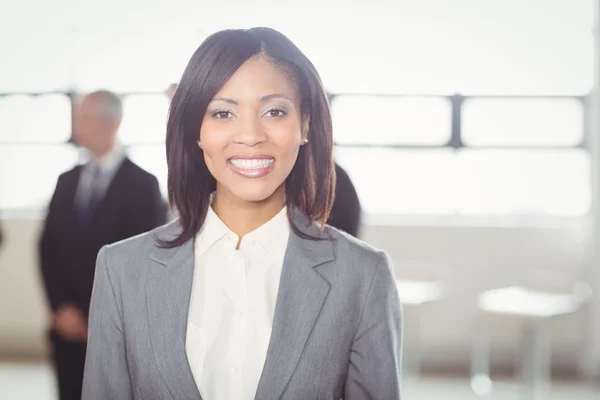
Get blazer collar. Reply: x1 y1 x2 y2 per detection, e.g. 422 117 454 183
149 208 335 268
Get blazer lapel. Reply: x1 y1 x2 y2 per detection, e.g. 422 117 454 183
146 222 202 400
255 210 336 400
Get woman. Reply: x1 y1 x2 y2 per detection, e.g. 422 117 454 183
82 27 403 400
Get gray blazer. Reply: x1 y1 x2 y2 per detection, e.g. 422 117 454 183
82 211 403 399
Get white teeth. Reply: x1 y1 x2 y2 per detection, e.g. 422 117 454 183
229 158 274 169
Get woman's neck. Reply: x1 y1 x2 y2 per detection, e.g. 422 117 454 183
211 186 286 240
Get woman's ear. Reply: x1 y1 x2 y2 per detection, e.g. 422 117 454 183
301 115 310 145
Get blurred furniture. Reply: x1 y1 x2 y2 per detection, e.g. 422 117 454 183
470 274 592 400
395 261 452 379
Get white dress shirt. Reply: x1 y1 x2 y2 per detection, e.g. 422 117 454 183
75 145 125 209
186 203 290 400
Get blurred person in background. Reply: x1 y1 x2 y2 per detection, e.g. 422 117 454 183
328 162 362 238
39 90 167 400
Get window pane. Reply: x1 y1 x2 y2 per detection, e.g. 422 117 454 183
120 95 170 144
457 149 590 216
462 98 583 147
332 96 451 145
0 145 79 209
126 145 168 197
0 95 71 143
334 147 457 214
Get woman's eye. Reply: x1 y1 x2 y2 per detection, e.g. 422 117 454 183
213 111 232 119
266 108 286 118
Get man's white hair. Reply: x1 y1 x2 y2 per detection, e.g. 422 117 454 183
88 90 123 122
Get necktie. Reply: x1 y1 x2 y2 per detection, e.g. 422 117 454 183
79 165 103 225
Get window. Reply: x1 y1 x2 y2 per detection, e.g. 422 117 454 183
457 149 590 216
335 147 591 217
0 95 71 143
332 96 451 145
126 144 168 197
120 95 170 144
0 0 593 219
462 98 584 147
332 88 591 217
334 147 457 215
0 145 79 209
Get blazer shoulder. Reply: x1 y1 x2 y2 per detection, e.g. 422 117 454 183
48 166 81 198
57 165 81 183
318 226 397 307
101 219 175 269
122 158 158 181
324 225 391 270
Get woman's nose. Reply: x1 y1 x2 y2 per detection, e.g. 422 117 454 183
233 116 267 146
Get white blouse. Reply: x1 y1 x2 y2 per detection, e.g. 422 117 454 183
186 204 290 400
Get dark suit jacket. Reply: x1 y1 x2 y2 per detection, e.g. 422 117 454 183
328 163 362 238
39 157 167 317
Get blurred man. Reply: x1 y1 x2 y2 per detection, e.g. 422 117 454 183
328 162 362 238
39 90 167 400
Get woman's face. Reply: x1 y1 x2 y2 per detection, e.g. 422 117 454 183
200 56 307 206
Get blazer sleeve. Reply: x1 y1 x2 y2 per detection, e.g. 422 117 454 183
39 178 68 311
82 246 133 400
345 251 403 399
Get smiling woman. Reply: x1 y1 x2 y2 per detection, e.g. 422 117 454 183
82 27 403 400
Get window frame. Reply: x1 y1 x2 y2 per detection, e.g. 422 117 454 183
0 90 591 223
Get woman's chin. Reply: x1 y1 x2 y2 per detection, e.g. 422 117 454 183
226 182 285 205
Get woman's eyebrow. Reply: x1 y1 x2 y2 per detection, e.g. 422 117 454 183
209 93 293 105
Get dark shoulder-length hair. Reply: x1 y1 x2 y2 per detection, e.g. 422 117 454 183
159 27 335 248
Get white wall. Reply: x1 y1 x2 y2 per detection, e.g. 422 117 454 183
0 219 49 359
0 217 593 373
